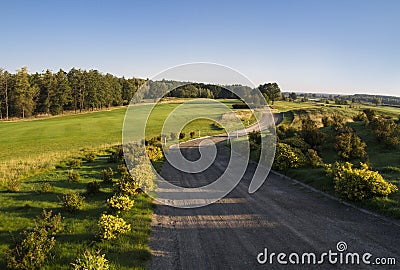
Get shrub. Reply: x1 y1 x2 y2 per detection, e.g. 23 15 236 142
353 112 368 122
179 132 186 140
273 143 307 172
322 116 333 127
101 167 114 183
108 145 124 163
41 182 53 193
67 169 80 182
107 194 134 211
84 151 97 162
69 159 82 168
6 178 21 192
331 114 345 131
363 108 376 121
307 149 324 168
170 132 178 141
6 228 55 270
335 131 367 160
189 131 195 139
300 120 326 148
98 214 131 240
326 162 398 201
146 146 164 162
281 136 310 152
71 250 109 270
86 181 100 195
130 162 155 192
34 209 64 235
62 192 85 212
276 124 297 140
114 179 139 196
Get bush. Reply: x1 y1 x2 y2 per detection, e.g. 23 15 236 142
114 179 139 196
189 131 195 139
170 132 178 141
101 168 114 183
84 151 97 162
108 145 124 163
98 214 131 240
276 124 297 140
130 162 155 192
40 182 54 193
353 112 368 122
6 178 21 192
326 162 398 201
331 114 345 131
335 131 367 160
62 192 85 212
34 209 64 235
6 228 55 270
300 120 326 148
67 169 80 182
71 250 109 270
107 194 134 211
69 159 82 168
363 108 377 121
146 146 164 162
86 181 100 195
281 136 310 152
273 143 307 172
232 103 249 109
322 116 333 127
307 149 324 168
179 132 186 140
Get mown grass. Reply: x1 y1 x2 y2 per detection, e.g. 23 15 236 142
1 99 252 187
0 150 154 269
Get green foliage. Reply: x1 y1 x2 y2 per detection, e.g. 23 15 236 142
107 194 134 211
67 169 80 182
189 131 195 139
101 167 114 183
353 112 368 122
71 250 109 270
331 113 345 131
369 117 400 148
114 178 139 196
322 116 333 127
98 214 131 240
306 149 324 168
86 181 100 195
6 210 62 270
130 162 155 192
108 145 124 163
300 119 326 148
179 132 186 140
34 209 64 235
6 178 21 192
62 192 85 212
6 228 55 270
281 136 310 152
276 124 298 140
84 151 97 162
40 182 54 193
326 162 398 201
248 131 261 150
363 108 377 121
273 143 307 172
68 158 82 168
146 146 164 162
335 130 367 160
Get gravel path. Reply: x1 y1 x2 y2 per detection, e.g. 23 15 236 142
148 113 399 270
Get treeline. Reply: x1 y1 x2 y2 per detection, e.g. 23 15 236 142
0 67 145 119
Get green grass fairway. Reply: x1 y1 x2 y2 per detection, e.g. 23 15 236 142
0 99 254 186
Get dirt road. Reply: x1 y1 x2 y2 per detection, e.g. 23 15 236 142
148 118 399 269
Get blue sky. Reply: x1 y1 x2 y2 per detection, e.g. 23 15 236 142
1 0 399 96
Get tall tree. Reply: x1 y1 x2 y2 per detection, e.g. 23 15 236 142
0 68 10 119
51 69 71 114
11 67 38 118
258 83 281 104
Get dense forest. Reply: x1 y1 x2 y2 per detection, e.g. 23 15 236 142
0 67 145 119
0 67 283 119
